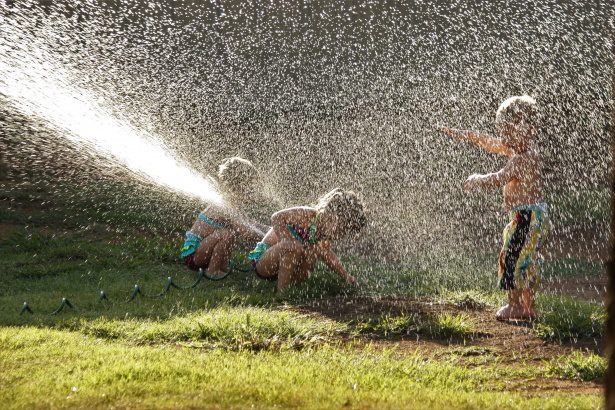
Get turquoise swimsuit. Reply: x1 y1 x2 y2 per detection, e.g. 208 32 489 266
197 213 225 229
248 213 321 267
180 211 226 258
248 242 271 265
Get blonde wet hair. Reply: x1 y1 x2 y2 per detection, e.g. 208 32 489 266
495 95 538 133
217 157 258 195
316 188 367 235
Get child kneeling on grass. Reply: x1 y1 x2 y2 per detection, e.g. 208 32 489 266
181 157 268 279
249 188 366 291
441 95 549 320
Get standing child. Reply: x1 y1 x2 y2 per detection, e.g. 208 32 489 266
441 95 548 320
181 157 267 279
249 188 366 291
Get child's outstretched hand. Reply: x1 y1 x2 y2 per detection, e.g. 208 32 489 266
346 275 359 287
463 173 483 191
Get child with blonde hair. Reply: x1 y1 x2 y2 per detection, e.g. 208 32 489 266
181 157 267 279
441 95 549 320
249 188 367 291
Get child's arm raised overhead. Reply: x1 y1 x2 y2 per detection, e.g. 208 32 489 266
464 155 523 191
440 127 514 157
312 241 358 286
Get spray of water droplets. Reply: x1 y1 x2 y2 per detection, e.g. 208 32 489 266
0 0 612 296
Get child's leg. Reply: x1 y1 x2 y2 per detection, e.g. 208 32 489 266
192 229 235 273
207 229 236 275
255 241 317 291
496 288 525 320
255 240 303 281
278 245 319 290
497 212 537 320
521 288 536 319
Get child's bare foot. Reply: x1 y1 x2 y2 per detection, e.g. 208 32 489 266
495 304 527 320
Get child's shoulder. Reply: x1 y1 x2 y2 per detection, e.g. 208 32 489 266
273 206 317 222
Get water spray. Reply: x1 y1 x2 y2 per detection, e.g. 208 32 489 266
0 26 222 205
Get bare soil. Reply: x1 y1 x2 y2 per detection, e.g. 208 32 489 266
297 296 601 358
0 222 19 239
296 296 604 394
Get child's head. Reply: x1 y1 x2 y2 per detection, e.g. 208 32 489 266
217 157 259 200
495 95 538 151
316 188 367 240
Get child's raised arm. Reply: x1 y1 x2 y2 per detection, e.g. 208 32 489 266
464 155 523 191
312 241 358 286
440 127 514 157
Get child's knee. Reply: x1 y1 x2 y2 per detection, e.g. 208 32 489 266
218 228 236 245
278 241 304 266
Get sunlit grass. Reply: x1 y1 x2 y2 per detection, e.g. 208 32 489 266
0 327 602 410
547 352 606 381
533 295 605 342
439 290 504 310
55 307 346 351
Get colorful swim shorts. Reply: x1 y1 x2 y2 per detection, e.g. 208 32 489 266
498 203 549 290
181 231 203 271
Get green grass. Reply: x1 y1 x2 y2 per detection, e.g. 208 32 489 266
0 228 605 345
440 290 504 310
543 258 605 280
0 172 197 233
547 352 606 381
55 307 346 351
548 187 610 226
0 327 602 410
533 295 605 342
355 312 476 339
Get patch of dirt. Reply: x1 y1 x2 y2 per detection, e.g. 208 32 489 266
296 296 604 393
296 296 602 359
